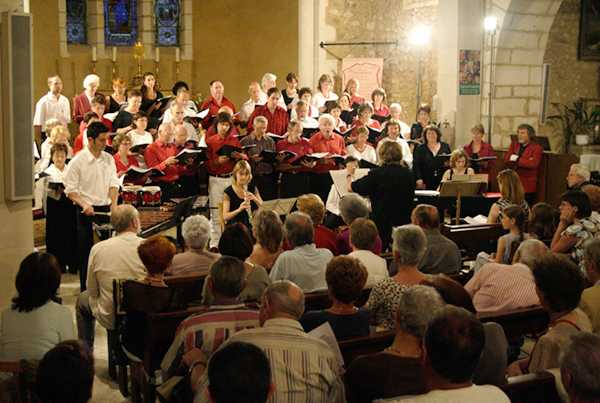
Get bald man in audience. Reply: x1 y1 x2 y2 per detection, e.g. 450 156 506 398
560 332 600 403
193 280 345 403
581 239 600 334
567 163 591 191
465 239 546 313
411 204 461 274
75 204 146 350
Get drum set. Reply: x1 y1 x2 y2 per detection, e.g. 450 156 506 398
121 185 162 207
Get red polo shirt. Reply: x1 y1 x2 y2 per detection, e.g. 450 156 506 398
277 137 313 171
113 153 139 175
309 131 346 173
144 140 180 182
206 132 241 176
199 96 236 129
247 105 289 135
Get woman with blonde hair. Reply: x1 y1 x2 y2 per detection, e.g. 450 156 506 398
106 77 127 113
488 169 529 223
222 160 263 231
312 73 339 113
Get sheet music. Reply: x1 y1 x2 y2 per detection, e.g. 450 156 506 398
330 168 370 198
415 190 441 197
307 322 345 369
464 215 488 225
103 111 119 122
259 197 297 216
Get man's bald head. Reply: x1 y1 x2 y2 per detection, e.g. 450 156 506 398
411 204 440 229
513 239 549 267
262 280 305 320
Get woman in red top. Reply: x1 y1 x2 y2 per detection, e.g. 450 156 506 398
348 104 381 144
73 74 100 124
504 123 543 202
371 88 390 117
277 121 315 197
463 123 495 174
112 133 138 176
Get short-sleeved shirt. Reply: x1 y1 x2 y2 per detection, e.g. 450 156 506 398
308 131 346 173
562 214 600 271
223 183 257 229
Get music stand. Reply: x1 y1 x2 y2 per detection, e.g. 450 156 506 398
439 180 487 224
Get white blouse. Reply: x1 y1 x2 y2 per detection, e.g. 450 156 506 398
347 144 377 164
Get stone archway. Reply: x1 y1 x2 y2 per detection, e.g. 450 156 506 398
483 0 563 148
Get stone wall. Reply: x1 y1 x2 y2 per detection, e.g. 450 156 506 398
324 0 438 121
541 0 600 151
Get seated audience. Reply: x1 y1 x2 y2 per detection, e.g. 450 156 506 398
297 193 339 255
270 212 333 292
161 256 260 380
488 169 529 223
384 306 509 402
345 285 444 403
300 256 370 340
367 224 428 330
202 223 270 305
567 163 591 191
528 202 558 244
76 204 146 350
167 215 219 276
560 332 600 403
207 342 273 403
248 210 284 271
582 184 600 214
507 253 591 375
581 239 600 334
439 149 474 185
0 253 74 362
35 340 94 403
337 193 382 255
465 239 547 313
347 218 389 287
194 281 345 402
411 204 461 274
551 190 599 271
222 160 263 231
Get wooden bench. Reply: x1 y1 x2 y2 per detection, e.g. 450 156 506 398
304 288 371 312
338 330 395 366
441 223 506 259
500 371 561 403
478 306 549 343
164 273 207 307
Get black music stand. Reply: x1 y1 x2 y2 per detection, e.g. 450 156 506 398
439 180 487 224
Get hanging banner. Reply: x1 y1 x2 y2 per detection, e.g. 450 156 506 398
341 58 384 98
459 49 481 95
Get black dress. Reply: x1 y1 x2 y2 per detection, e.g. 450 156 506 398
300 308 370 341
281 88 296 108
107 96 125 114
351 163 415 250
413 142 452 190
112 110 134 131
224 182 258 230
141 90 164 130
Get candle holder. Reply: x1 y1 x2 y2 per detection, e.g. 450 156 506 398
131 41 145 87
175 60 180 80
111 61 117 79
91 60 97 74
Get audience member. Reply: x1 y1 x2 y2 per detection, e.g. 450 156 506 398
528 202 558 244
270 212 332 292
297 193 339 255
411 204 461 274
194 281 345 402
0 253 74 362
162 256 260 380
488 169 529 223
300 256 370 340
137 235 176 286
367 225 428 329
337 193 382 255
348 218 389 287
248 210 284 271
207 342 273 403
384 306 509 402
35 340 94 403
345 286 444 403
466 239 546 313
167 215 219 276
567 163 591 191
560 332 600 403
507 253 591 375
582 184 600 213
202 223 270 305
581 238 600 334
76 205 146 350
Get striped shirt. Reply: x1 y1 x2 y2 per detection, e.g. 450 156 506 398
194 318 345 403
465 262 540 313
160 304 259 379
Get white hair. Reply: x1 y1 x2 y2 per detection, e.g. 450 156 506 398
396 285 445 338
318 113 336 126
393 224 427 266
513 239 548 268
83 74 100 90
261 73 277 86
253 115 268 126
390 103 403 113
570 163 591 182
182 215 211 249
561 332 600 400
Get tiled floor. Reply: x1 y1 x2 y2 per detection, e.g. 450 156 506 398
61 274 129 403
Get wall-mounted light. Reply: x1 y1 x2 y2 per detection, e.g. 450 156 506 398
409 25 432 47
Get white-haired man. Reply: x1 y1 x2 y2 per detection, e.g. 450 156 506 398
168 215 220 276
259 72 287 109
567 163 591 191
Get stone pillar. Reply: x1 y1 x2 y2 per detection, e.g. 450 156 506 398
298 0 315 88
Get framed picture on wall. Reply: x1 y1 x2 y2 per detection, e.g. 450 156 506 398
579 0 600 60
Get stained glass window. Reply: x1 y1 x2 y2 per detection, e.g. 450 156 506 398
66 0 87 44
104 0 138 46
155 0 180 46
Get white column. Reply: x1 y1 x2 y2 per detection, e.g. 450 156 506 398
298 0 315 88
435 0 459 128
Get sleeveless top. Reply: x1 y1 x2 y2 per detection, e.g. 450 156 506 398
224 182 257 230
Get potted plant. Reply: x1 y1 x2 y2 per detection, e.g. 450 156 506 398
547 99 600 153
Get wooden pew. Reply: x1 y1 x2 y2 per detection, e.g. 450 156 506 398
441 223 506 259
478 306 549 343
164 273 207 307
304 288 371 312
500 371 561 403
338 331 395 367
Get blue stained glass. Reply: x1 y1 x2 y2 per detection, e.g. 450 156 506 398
155 0 180 46
104 0 138 46
66 0 87 44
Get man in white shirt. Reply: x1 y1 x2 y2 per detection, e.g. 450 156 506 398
270 212 332 292
64 121 120 291
348 218 389 287
239 81 263 124
380 306 509 403
75 204 146 350
33 75 71 144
